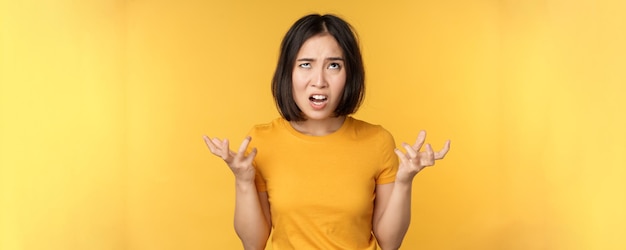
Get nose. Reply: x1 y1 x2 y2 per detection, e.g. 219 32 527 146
311 67 328 88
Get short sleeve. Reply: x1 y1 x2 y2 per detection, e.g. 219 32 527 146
376 129 399 184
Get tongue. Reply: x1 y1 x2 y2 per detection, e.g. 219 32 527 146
310 100 326 110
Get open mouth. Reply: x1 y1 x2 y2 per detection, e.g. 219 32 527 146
309 94 328 109
309 94 328 105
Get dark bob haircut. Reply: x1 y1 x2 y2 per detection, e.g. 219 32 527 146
272 14 365 121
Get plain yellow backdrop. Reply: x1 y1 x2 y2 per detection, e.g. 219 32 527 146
1 0 625 249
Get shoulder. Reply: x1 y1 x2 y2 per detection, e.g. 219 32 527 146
348 117 395 141
248 117 287 138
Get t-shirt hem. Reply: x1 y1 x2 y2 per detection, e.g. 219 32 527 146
375 177 396 185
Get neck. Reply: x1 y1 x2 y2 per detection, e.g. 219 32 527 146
290 116 347 136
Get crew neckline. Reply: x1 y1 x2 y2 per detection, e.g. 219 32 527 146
280 116 353 142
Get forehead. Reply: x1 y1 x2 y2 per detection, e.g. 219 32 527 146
296 33 343 57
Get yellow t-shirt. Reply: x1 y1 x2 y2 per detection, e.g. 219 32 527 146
248 116 399 250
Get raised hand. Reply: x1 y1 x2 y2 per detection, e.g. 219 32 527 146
394 130 451 183
203 135 258 183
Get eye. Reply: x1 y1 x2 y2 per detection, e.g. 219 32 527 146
299 63 311 68
328 62 341 69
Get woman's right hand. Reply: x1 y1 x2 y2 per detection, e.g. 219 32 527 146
203 136 258 183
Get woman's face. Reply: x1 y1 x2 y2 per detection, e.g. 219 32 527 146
292 33 347 121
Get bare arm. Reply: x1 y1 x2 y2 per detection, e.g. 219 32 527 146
204 136 271 250
372 182 409 250
233 181 271 249
372 131 450 250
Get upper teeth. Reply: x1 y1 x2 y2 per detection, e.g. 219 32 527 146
312 95 326 100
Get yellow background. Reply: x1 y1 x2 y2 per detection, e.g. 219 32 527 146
1 0 625 249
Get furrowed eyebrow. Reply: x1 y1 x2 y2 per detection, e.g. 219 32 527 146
295 57 344 62
326 57 344 61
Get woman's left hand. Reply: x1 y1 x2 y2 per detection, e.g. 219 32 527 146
394 130 451 184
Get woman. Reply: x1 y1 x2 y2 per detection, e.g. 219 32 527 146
204 14 450 250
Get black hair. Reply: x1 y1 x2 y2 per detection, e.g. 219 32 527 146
271 14 365 121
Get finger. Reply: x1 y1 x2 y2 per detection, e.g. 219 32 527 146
434 140 451 160
425 144 434 159
236 136 252 157
212 138 223 148
412 130 426 151
204 136 226 158
394 148 408 163
222 139 233 162
421 144 435 166
402 143 418 159
243 147 258 164
203 135 217 152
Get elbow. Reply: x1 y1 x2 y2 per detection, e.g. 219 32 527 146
242 242 267 250
235 221 270 250
380 244 401 250
239 233 270 250
237 229 270 250
373 220 410 250
377 239 402 250
374 230 404 250
240 234 269 250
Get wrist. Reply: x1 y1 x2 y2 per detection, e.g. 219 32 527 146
235 179 256 190
394 179 413 190
394 172 416 186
